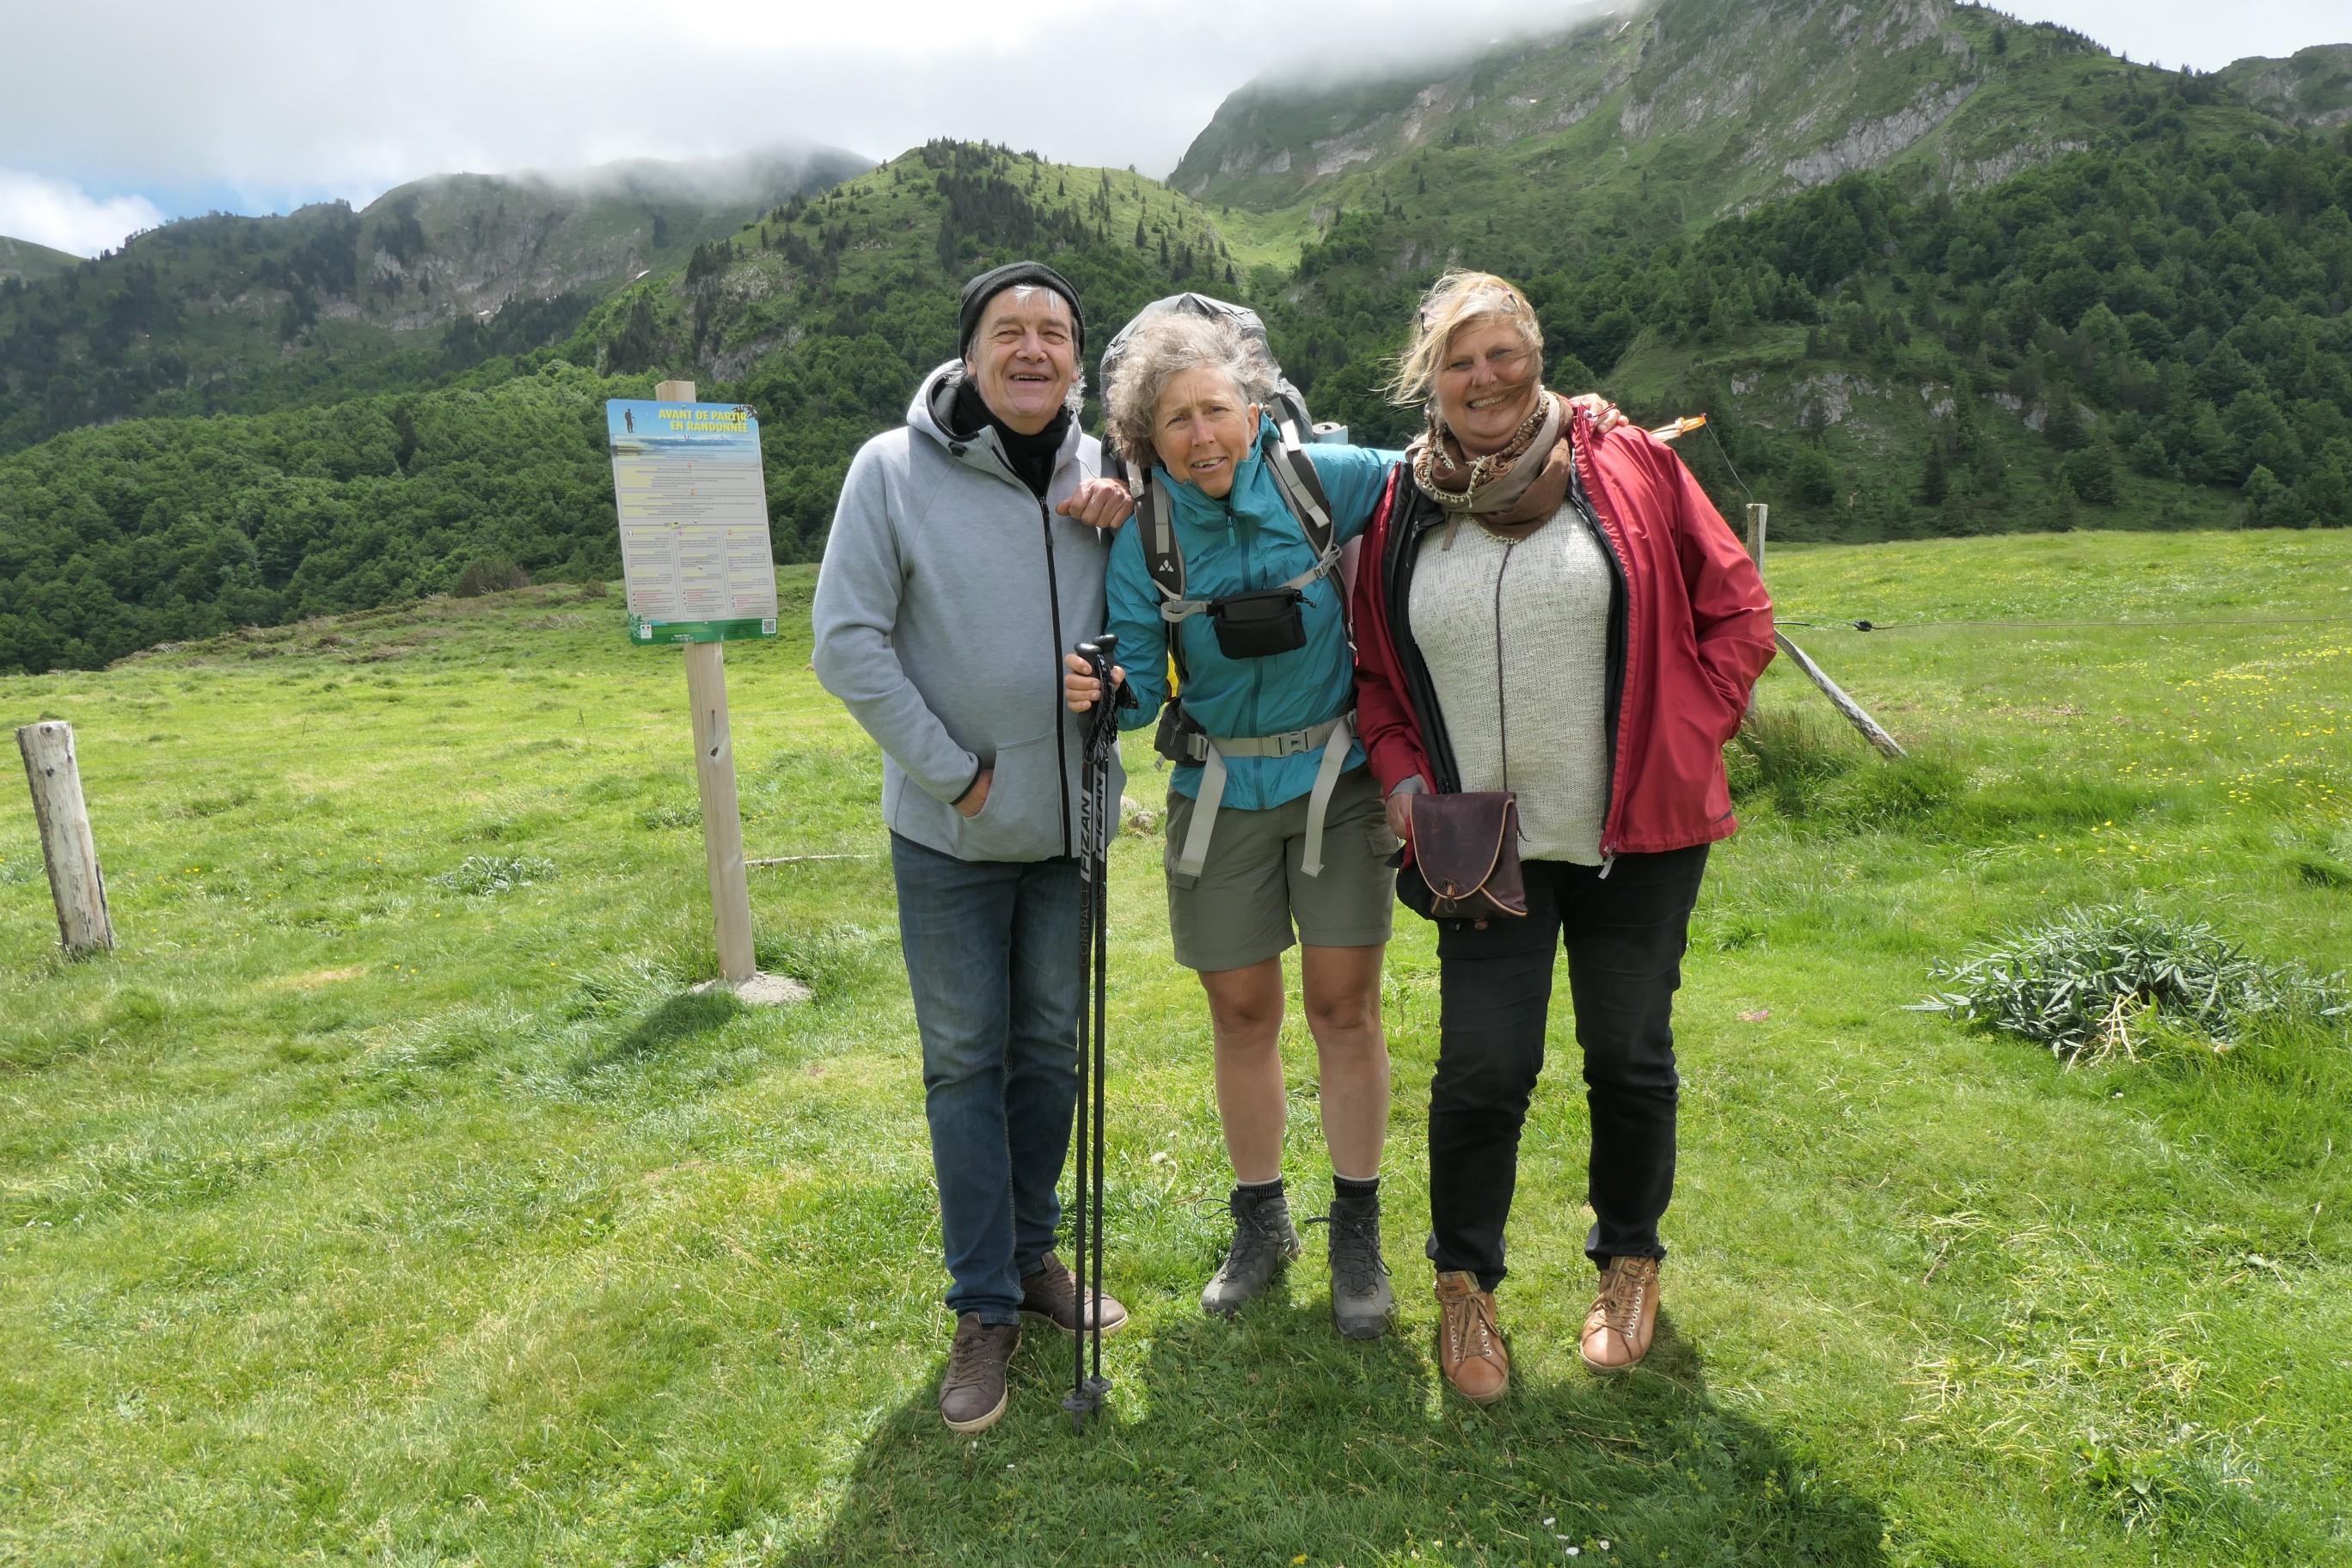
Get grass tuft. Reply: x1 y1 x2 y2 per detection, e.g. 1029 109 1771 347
1918 902 2349 1062
1729 706 1965 830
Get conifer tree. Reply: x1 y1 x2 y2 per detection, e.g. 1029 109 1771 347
1919 440 1950 505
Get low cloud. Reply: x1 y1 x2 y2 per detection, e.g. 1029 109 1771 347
0 0 2343 232
0 173 166 257
0 0 1625 226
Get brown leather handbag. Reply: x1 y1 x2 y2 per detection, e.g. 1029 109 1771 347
1408 792 1528 922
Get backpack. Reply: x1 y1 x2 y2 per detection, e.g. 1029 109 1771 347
1095 294 1351 679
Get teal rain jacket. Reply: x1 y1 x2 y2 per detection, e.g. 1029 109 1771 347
1103 418 1400 810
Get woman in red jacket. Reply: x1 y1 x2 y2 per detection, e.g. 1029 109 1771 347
1351 271 1774 1403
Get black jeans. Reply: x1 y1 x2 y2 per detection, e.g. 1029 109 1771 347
1415 845 1709 1290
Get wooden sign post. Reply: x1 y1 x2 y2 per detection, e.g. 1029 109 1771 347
609 379 804 1004
16 720 113 955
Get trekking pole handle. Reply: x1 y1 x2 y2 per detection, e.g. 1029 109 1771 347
1074 636 1137 711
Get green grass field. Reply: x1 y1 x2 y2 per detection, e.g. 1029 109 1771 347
3 530 2348 1566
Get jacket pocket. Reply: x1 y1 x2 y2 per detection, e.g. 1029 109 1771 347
950 733 1061 861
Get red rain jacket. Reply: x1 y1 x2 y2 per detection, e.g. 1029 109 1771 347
1351 407 1776 861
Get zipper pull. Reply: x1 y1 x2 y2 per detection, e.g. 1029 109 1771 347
1597 854 1616 879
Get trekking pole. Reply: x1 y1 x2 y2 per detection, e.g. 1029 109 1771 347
1065 634 1130 1433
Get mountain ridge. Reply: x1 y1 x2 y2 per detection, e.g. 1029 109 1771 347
0 235 78 283
2216 43 2352 131
1176 0 2281 235
0 144 868 453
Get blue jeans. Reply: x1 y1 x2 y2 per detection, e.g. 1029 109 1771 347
891 833 1083 1325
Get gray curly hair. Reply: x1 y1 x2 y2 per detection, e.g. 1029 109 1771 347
1103 312 1277 469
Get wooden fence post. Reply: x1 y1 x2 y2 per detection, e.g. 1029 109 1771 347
1773 634 1908 759
1741 499 1905 756
16 720 114 955
656 377 757 987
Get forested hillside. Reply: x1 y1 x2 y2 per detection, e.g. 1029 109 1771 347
0 364 638 673
1277 129 2352 540
0 147 866 455
1 0 2349 674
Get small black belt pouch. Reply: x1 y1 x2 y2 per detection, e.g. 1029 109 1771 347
1154 699 1205 764
1206 586 1308 660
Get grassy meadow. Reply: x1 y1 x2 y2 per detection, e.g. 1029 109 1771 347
3 530 2349 1566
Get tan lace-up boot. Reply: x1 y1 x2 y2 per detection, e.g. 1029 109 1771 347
1579 1256 1660 1371
1434 1271 1510 1405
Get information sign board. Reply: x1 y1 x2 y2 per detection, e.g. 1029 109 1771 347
608 399 780 645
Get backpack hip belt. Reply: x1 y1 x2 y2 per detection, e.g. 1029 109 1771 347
1173 713 1355 882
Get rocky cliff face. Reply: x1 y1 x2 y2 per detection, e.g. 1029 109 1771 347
349 148 873 332
1173 0 2302 229
2218 44 2352 130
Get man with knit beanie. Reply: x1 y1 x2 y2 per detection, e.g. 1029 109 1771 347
813 260 1136 1433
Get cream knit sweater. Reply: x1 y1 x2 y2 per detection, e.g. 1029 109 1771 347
1407 504 1614 864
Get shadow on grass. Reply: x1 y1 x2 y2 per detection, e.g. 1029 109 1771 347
781 1291 1890 1566
568 989 742 1077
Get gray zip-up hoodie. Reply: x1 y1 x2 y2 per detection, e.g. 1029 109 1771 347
812 360 1122 863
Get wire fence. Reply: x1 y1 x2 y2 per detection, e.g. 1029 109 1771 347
1774 613 2352 634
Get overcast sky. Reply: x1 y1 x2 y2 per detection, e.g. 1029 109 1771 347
2 0 2344 256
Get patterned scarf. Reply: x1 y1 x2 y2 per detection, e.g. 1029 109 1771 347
1408 389 1577 542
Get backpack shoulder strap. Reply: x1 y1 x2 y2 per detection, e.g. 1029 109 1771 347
1117 460 1197 689
1265 420 1341 593
1135 467 1185 602
1266 420 1337 558
1123 461 1212 629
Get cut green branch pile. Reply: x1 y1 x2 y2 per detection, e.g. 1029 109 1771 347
1919 903 2348 1063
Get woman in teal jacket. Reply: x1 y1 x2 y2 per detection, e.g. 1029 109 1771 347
1064 308 1402 1338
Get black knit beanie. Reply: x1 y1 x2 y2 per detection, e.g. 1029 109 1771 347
957 261 1086 361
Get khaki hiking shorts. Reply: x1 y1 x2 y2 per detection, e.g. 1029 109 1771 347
1162 765 1399 972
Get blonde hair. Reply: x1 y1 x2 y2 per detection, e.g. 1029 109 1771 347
1103 311 1277 469
1386 270 1544 407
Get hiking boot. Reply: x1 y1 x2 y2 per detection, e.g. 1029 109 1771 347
1200 1181 1303 1316
1020 1252 1130 1337
1316 1187 1393 1340
1435 1271 1510 1404
1579 1256 1661 1372
939 1313 1019 1433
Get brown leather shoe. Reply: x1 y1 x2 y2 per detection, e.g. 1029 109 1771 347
1434 1271 1510 1405
939 1313 1019 1433
1020 1252 1129 1336
1579 1256 1660 1371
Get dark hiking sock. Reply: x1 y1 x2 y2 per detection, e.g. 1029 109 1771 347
1236 1175 1284 1195
1332 1173 1380 1214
